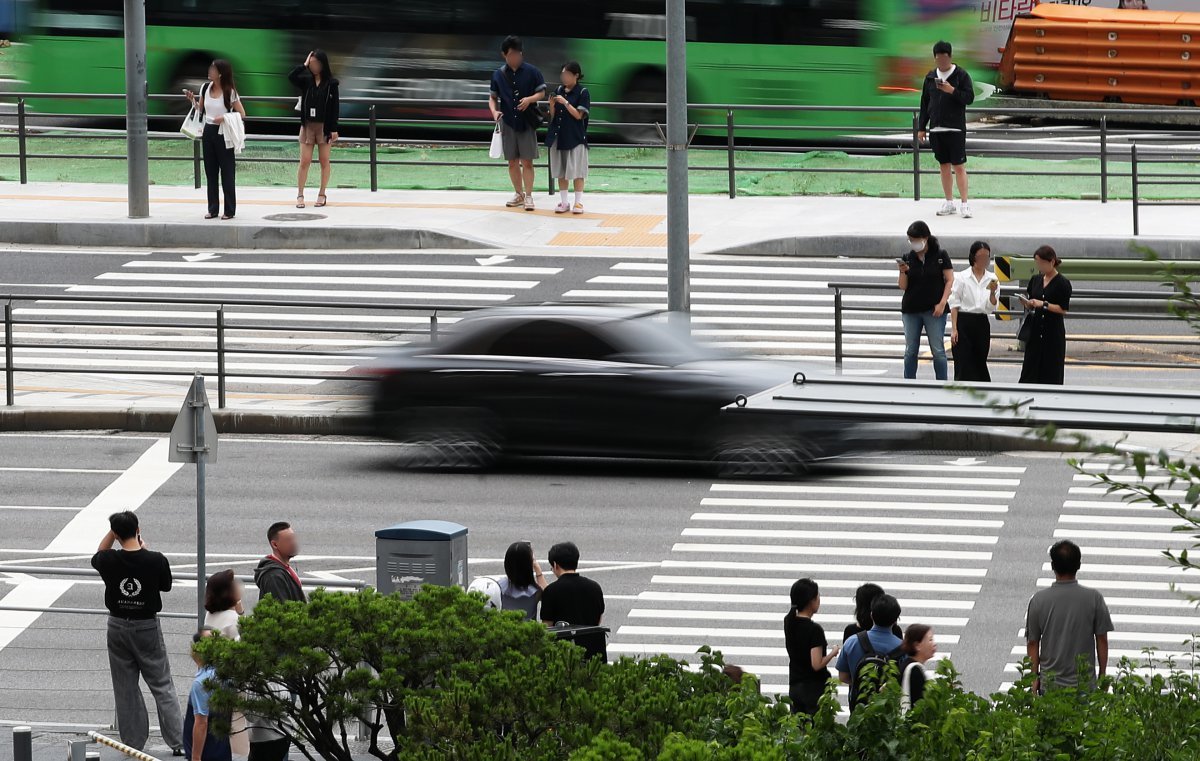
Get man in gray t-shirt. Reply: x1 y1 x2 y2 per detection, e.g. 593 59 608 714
1026 540 1114 690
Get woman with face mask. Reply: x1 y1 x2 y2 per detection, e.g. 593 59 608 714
896 221 955 381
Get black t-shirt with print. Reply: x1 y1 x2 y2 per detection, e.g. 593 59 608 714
91 548 173 619
540 573 606 660
901 245 953 314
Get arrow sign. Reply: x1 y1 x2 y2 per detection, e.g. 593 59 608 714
476 255 514 266
183 253 221 263
944 457 985 467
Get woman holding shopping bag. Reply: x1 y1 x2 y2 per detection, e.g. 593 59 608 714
185 59 246 220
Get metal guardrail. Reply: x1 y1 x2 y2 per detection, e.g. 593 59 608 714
0 293 477 408
826 282 1196 373
2 94 1199 234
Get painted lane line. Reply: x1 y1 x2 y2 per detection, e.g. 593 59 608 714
615 624 961 641
1051 529 1191 543
823 463 1027 474
562 290 892 304
65 285 515 302
588 276 831 289
624 610 970 627
0 506 83 512
652 575 982 593
670 542 990 561
690 513 1004 529
661 559 989 576
15 308 453 325
1059 514 1186 528
124 261 562 275
611 262 899 277
0 467 124 474
1069 487 1187 498
1040 562 1192 576
6 356 355 372
1035 578 1200 593
634 591 975 609
97 273 540 289
709 484 1016 499
680 528 998 545
700 497 1008 513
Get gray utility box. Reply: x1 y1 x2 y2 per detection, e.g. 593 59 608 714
375 520 468 599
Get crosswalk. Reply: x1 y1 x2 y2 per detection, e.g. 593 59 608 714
563 260 909 370
1002 460 1200 686
609 459 1026 701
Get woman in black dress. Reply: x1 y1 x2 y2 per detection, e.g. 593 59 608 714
1019 245 1072 385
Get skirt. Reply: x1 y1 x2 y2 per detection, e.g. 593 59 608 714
299 122 327 145
550 144 589 179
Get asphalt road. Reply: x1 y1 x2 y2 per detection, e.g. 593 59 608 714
1 246 1196 406
2 433 1194 759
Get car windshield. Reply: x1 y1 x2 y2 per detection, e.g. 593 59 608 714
609 314 729 366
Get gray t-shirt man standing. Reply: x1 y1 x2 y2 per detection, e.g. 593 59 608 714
1026 540 1114 690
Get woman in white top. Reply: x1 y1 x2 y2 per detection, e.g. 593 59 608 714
949 240 999 382
900 623 937 712
184 59 247 220
202 569 243 639
498 541 547 620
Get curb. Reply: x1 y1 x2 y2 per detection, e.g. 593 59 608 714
0 408 1074 454
0 221 497 250
710 234 1199 260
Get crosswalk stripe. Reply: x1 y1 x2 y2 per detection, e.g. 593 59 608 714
97 273 540 289
1051 529 1191 543
65 285 515 301
681 528 997 545
634 591 976 609
690 513 1005 528
651 575 983 593
616 624 962 641
1060 514 1185 527
611 262 899 277
710 483 1015 498
123 261 563 275
624 610 971 627
661 558 991 575
671 543 992 561
700 498 1009 513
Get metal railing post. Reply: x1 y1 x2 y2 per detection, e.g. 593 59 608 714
430 311 439 344
833 288 844 374
12 726 32 761
1099 115 1108 204
4 302 14 406
216 306 226 409
911 112 921 202
726 109 736 199
17 99 28 185
192 139 201 189
369 105 378 193
1131 144 1140 237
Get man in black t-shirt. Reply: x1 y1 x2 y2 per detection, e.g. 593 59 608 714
540 542 606 661
91 511 183 754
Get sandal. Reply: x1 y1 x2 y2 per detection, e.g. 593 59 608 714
315 194 327 208
296 195 305 209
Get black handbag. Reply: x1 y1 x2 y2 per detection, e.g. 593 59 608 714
1016 309 1036 344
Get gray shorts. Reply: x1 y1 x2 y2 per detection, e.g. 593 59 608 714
501 121 539 161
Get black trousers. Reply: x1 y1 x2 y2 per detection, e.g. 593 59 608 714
202 123 236 216
952 312 992 382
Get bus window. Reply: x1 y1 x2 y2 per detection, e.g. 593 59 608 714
726 0 864 46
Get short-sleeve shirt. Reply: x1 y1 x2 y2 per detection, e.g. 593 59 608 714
546 85 590 151
490 63 546 132
540 573 606 660
785 614 831 685
835 625 903 676
1026 580 1114 687
91 548 172 619
901 245 954 314
1027 273 1073 314
183 666 232 761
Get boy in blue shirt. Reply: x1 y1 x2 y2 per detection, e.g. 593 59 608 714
183 629 232 761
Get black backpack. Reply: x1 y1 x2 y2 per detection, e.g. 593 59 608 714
849 631 907 711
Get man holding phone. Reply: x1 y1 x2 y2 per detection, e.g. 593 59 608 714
918 41 975 219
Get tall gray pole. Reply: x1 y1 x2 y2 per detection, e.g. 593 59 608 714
123 0 149 218
193 377 207 624
666 0 690 321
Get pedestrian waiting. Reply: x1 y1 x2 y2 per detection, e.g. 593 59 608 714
203 569 243 640
918 40 975 219
91 511 183 755
785 578 839 716
183 629 232 761
1019 245 1073 386
844 582 903 641
1026 540 1113 691
949 240 999 382
289 49 340 209
255 522 306 603
899 623 938 711
837 593 905 711
897 221 954 381
184 59 246 220
489 35 546 211
547 61 591 214
499 540 548 620
540 541 606 661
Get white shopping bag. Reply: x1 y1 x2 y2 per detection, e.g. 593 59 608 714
488 125 503 159
180 106 204 141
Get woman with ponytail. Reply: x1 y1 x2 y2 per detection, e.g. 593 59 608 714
785 578 839 715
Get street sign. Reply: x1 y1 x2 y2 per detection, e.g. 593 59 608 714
169 374 218 463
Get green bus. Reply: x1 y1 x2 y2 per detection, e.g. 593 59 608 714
14 0 982 137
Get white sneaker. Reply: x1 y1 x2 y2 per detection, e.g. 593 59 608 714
936 200 957 216
960 203 973 219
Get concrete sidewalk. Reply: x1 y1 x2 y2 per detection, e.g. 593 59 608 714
0 182 1197 257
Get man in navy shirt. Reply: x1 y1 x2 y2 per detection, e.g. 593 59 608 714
488 35 546 211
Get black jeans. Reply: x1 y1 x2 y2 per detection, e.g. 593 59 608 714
202 123 236 216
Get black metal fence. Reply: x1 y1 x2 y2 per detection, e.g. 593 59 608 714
3 94 1200 233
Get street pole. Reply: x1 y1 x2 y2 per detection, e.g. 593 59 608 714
194 381 206 624
123 0 149 218
666 0 691 324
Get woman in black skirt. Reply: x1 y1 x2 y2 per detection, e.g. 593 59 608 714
950 241 999 382
1019 245 1073 385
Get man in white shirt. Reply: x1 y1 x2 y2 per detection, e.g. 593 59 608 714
949 241 999 382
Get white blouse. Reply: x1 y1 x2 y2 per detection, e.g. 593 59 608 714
949 267 999 314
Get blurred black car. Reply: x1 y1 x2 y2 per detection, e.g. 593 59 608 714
367 305 859 475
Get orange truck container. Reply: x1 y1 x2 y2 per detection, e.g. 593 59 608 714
998 3 1200 105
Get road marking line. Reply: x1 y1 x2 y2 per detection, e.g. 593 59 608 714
634 591 976 609
681 528 997 545
624 611 971 627
65 285 515 301
710 484 1016 498
124 262 563 275
0 467 124 474
97 273 540 289
690 513 1004 529
1051 529 1191 543
662 558 990 575
652 575 982 593
1060 514 1185 528
0 506 83 512
671 542 992 561
616 624 963 640
699 498 1009 513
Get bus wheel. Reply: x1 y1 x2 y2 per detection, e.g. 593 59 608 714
169 56 213 116
619 70 667 144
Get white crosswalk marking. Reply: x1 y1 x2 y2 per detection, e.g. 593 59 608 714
999 462 1197 689
610 459 1023 702
12 258 562 397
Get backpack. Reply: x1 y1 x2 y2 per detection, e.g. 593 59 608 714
849 631 907 711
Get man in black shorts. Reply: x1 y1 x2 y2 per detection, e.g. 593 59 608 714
918 41 975 219
489 36 546 212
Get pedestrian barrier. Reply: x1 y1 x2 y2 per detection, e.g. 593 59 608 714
3 93 1200 233
83 732 161 761
1130 143 1200 235
827 282 1198 373
999 4 1200 106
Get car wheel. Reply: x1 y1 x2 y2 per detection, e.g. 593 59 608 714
712 434 814 479
389 408 503 471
